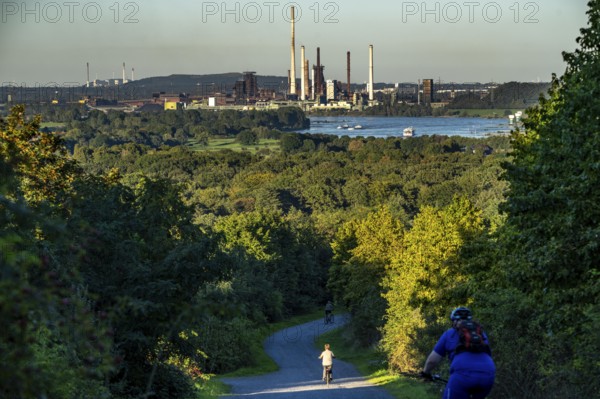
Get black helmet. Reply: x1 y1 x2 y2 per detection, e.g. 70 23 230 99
450 307 472 321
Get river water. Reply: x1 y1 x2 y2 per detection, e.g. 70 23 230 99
298 116 514 139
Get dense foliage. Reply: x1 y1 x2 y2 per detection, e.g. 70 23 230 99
3 4 599 396
73 134 509 223
1 100 511 397
471 2 600 397
377 2 600 398
0 106 321 398
328 206 404 346
0 107 111 398
30 106 309 152
382 198 485 370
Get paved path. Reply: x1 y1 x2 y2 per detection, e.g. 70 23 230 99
220 316 394 398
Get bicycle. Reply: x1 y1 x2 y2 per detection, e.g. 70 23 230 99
324 312 334 324
324 365 333 387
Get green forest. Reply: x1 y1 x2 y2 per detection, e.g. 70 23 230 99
2 2 600 399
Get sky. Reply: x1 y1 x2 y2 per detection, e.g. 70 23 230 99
0 0 591 86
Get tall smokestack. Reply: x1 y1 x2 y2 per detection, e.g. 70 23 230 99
310 65 316 100
310 65 317 100
316 47 321 96
131 67 135 82
86 62 90 88
300 46 306 100
347 51 351 97
289 6 297 96
122 62 126 84
369 45 374 102
304 59 310 101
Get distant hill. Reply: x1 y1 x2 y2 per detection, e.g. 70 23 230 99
124 74 395 98
125 73 289 97
492 81 551 107
448 81 551 109
0 74 551 106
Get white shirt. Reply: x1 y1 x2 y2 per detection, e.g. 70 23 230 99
319 349 335 366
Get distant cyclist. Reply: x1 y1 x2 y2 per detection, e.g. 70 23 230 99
318 343 335 381
422 307 496 399
324 300 334 323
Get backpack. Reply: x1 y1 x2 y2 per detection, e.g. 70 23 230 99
454 320 492 355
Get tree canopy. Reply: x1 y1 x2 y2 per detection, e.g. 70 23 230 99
4 4 600 395
478 2 600 396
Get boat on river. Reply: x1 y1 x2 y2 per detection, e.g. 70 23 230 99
403 127 415 137
337 124 364 131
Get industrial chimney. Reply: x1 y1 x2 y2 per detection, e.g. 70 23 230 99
369 45 374 102
315 47 325 96
304 59 310 101
311 66 315 100
289 6 297 96
347 51 351 98
316 47 321 96
122 62 127 84
301 45 306 100
86 62 90 88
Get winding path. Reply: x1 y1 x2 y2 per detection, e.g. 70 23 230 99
220 316 394 398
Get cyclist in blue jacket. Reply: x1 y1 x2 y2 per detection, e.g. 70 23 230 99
422 307 496 399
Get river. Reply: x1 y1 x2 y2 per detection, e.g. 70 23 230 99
297 116 514 139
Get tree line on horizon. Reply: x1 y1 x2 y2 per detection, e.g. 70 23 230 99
24 105 308 152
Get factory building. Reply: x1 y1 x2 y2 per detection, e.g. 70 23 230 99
423 79 434 104
234 71 259 101
326 80 338 101
164 100 183 111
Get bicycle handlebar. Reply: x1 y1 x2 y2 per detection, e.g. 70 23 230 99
400 371 448 384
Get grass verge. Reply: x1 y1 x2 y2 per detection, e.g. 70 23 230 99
196 377 229 399
224 309 323 377
40 122 66 129
315 327 439 399
197 310 323 398
187 138 280 153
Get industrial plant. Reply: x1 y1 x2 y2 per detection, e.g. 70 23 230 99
0 6 497 112
187 5 382 112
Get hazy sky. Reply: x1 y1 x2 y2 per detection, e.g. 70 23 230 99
0 0 591 85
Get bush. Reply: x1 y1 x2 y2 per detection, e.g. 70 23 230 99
236 130 258 145
196 317 258 373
